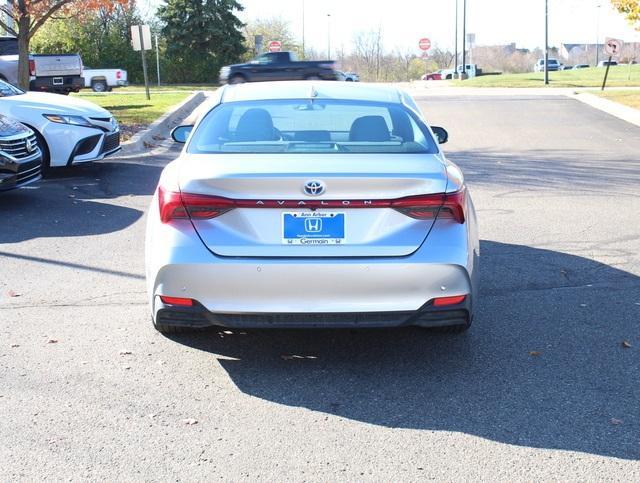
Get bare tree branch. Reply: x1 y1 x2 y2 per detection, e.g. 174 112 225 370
0 18 18 37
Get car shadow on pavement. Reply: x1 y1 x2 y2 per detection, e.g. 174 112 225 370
166 240 640 460
0 160 162 244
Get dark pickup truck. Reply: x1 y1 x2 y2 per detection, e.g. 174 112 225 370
219 52 336 84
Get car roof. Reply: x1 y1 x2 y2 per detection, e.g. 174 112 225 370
220 81 406 105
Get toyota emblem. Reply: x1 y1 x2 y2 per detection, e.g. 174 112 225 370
303 180 326 196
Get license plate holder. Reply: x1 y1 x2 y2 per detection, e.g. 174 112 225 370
282 212 345 245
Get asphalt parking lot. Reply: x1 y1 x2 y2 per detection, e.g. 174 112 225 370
1 94 639 480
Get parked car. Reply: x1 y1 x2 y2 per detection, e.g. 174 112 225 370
558 64 573 71
29 54 84 95
0 113 42 192
219 51 336 84
573 64 590 69
343 72 360 82
440 64 482 79
0 37 84 94
597 60 618 68
534 58 560 72
83 67 129 92
0 36 19 85
336 71 359 82
0 79 120 170
146 81 479 334
422 70 443 80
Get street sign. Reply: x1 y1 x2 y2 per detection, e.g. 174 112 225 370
603 37 624 57
131 25 151 101
268 40 282 52
419 38 431 51
131 25 152 51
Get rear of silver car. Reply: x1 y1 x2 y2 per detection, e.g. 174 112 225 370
146 86 478 332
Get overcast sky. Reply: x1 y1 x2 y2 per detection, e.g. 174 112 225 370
143 0 640 54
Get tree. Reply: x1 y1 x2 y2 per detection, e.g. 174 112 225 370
611 0 640 30
0 0 127 90
31 2 149 84
158 0 245 83
243 17 300 60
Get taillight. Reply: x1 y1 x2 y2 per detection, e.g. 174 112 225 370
116 70 122 79
391 189 466 223
29 60 35 76
157 186 466 223
159 295 193 306
433 295 467 307
158 186 234 223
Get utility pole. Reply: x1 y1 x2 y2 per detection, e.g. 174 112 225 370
327 14 331 58
302 0 305 58
155 34 161 87
454 0 458 79
544 0 549 85
461 0 467 78
595 4 601 66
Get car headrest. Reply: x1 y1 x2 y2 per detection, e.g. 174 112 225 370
349 115 390 142
235 108 275 142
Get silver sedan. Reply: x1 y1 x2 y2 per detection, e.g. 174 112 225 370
145 81 479 333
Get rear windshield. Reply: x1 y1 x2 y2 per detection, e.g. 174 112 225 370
187 99 439 154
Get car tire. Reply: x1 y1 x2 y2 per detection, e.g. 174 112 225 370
229 75 246 84
345 78 353 82
26 128 52 174
91 80 108 92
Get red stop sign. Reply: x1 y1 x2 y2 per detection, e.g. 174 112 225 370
419 38 432 51
268 40 282 52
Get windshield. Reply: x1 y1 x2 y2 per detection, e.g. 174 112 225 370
0 80 24 97
187 99 439 154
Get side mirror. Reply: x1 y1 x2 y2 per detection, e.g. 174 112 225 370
431 126 449 144
171 125 193 144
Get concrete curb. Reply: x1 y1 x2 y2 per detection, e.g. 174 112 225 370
120 91 208 154
570 92 640 128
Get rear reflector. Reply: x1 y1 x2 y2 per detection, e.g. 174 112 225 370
433 295 467 307
158 186 466 224
159 296 194 307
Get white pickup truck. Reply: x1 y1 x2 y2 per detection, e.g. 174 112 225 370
83 68 129 92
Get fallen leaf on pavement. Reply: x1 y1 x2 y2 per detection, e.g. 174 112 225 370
7 290 21 297
529 351 541 356
621 340 631 349
10 344 19 348
47 339 58 344
610 418 623 425
119 350 132 356
182 418 198 425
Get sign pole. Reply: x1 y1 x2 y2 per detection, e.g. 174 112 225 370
139 25 150 100
601 55 612 91
155 34 161 87
544 0 549 85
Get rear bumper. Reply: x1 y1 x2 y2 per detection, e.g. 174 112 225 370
30 76 84 93
154 296 471 329
146 202 480 326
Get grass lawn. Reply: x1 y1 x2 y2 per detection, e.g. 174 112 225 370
71 91 192 140
595 90 640 110
80 84 218 94
452 66 640 88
